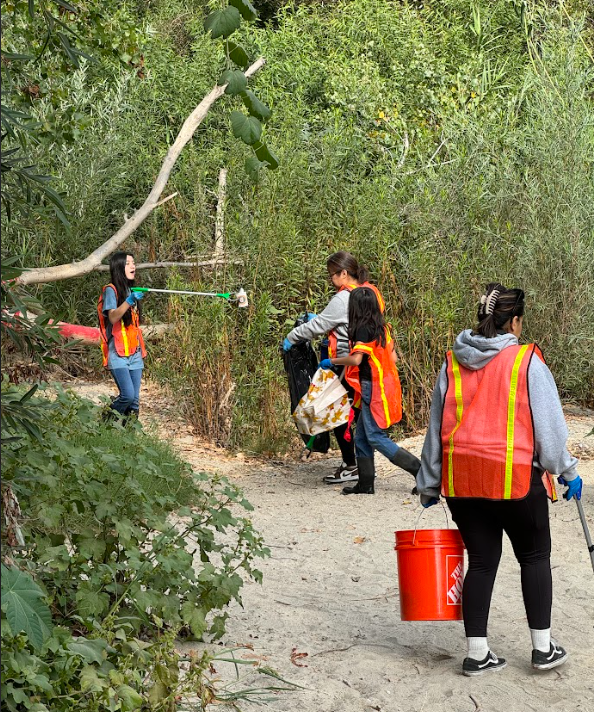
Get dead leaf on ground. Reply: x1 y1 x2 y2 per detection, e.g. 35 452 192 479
353 536 367 544
290 647 309 667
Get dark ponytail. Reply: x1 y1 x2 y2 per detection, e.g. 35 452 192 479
109 252 140 327
476 282 525 338
327 251 370 284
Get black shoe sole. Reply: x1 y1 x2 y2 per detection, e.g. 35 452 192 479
532 653 568 670
463 661 507 677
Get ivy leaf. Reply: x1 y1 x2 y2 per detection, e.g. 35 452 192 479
0 566 53 650
227 40 249 69
229 0 258 21
230 111 262 145
241 90 272 122
218 69 247 95
181 601 207 638
245 156 266 180
75 588 110 617
116 684 143 711
204 7 241 39
254 141 280 170
67 638 110 665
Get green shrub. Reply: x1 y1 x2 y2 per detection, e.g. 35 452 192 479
1 386 270 709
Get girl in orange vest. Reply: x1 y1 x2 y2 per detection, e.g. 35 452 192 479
283 251 385 485
320 287 421 494
98 252 147 421
417 283 582 676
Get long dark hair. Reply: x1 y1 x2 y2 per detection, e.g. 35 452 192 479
327 251 370 284
476 282 525 338
109 251 139 327
348 287 386 347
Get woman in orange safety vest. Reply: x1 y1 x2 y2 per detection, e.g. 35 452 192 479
416 283 582 677
320 286 421 495
97 252 147 421
283 251 386 485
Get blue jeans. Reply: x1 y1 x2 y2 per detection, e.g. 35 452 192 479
355 380 400 461
110 368 143 414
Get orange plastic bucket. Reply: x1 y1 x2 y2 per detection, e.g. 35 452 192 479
394 529 465 621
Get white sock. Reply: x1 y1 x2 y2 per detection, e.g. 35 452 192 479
530 627 551 653
467 637 489 660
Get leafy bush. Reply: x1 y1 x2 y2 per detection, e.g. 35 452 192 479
1 387 270 709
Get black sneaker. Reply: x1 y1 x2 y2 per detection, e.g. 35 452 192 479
324 463 358 484
532 641 568 670
462 651 507 677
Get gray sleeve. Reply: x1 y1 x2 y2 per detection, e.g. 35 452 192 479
416 363 448 498
287 292 348 344
529 356 579 481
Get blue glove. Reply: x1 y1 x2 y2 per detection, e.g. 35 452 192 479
283 338 293 352
319 358 333 370
126 291 144 306
557 475 582 501
306 312 317 322
420 494 439 508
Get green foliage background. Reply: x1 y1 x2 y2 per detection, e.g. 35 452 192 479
2 0 593 452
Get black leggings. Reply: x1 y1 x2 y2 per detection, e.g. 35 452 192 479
447 475 552 637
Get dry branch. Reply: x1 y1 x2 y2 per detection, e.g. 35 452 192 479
95 259 243 272
214 168 228 259
18 58 266 287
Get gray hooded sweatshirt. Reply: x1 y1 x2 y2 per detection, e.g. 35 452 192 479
416 329 579 499
286 290 351 357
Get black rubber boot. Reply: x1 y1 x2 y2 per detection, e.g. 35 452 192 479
390 447 421 494
342 457 375 495
390 448 421 478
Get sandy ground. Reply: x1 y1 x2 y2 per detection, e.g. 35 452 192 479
68 379 594 712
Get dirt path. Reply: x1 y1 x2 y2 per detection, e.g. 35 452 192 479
69 379 594 712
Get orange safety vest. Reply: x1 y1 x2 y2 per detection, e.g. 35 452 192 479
441 343 544 500
345 328 402 429
328 282 386 358
97 284 147 368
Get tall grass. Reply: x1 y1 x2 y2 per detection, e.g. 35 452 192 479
3 0 592 451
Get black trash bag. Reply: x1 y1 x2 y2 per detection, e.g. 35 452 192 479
282 314 330 454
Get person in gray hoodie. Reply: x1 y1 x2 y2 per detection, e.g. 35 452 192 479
416 282 582 677
283 251 373 484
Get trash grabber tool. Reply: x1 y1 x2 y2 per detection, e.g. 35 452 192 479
132 286 248 307
575 498 594 574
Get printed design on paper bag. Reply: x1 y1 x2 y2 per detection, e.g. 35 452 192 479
446 556 464 605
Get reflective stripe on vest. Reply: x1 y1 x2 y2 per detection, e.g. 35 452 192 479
120 319 130 356
353 344 390 426
441 343 541 500
446 352 464 497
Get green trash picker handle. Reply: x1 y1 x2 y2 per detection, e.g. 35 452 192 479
131 287 249 307
131 287 231 299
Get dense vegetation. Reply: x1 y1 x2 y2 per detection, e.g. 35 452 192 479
2 0 593 452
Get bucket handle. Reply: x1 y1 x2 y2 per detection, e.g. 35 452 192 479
412 500 451 546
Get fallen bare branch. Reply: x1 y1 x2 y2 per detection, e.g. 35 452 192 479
18 58 266 286
95 258 243 272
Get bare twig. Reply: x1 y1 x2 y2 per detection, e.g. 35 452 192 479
95 258 243 272
469 694 481 711
18 58 266 286
214 168 228 259
396 131 410 169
